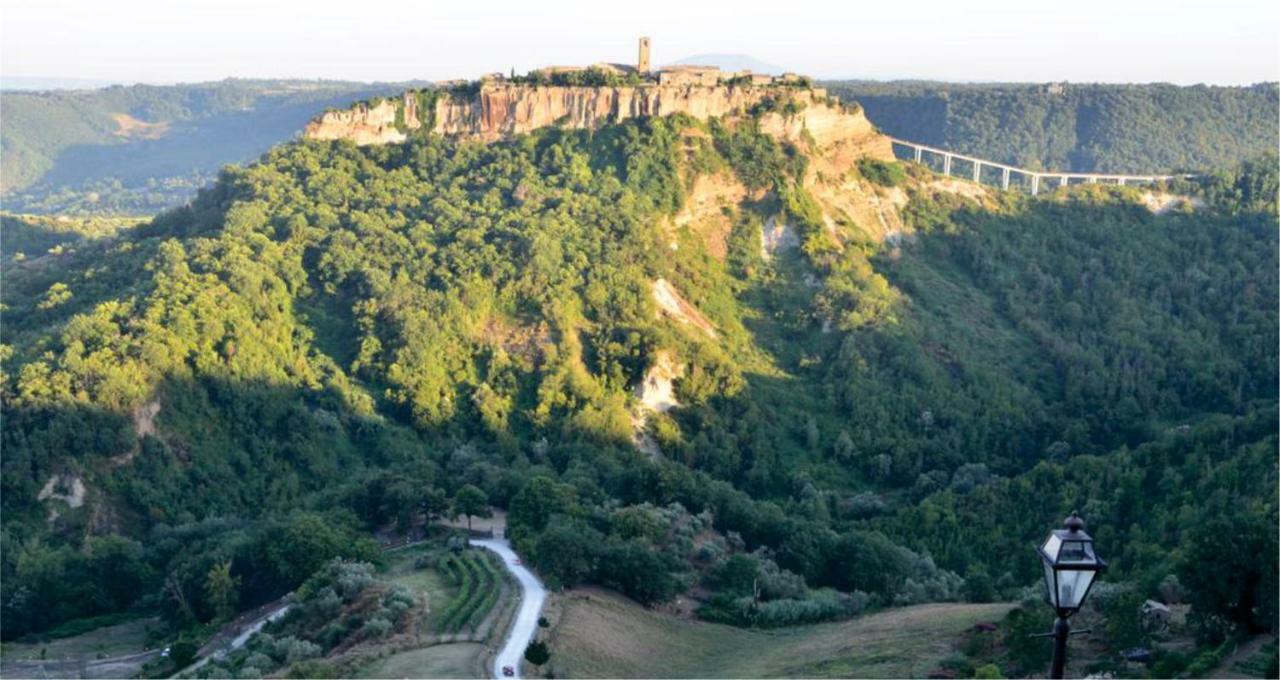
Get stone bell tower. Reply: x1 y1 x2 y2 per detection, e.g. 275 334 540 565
638 37 651 73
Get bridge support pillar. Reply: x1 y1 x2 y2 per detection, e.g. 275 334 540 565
1060 175 1070 188
1088 177 1097 184
914 147 923 163
1001 168 1010 190
942 154 952 176
972 161 981 182
1117 178 1126 186
1031 175 1040 196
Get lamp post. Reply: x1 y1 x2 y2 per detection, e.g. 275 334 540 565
1037 511 1106 679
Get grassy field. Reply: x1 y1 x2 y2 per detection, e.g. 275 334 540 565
353 643 487 679
385 544 459 635
0 616 160 661
546 588 1014 678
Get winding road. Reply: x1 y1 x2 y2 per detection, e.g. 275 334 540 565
470 538 547 680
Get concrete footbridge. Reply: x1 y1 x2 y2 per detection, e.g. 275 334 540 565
888 138 1192 195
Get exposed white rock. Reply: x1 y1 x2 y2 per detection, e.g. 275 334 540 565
631 351 684 459
38 474 86 509
760 216 799 260
652 278 717 338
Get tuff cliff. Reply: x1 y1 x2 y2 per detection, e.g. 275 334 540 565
303 83 889 150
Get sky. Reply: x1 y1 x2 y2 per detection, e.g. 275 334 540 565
2 0 1277 86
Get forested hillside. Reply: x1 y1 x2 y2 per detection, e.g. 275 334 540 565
0 79 417 214
1 104 1275 677
825 81 1278 173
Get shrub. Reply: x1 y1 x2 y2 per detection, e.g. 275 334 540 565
169 638 199 669
308 588 342 619
243 653 275 674
974 663 1005 679
525 639 551 666
361 616 393 639
273 636 320 664
857 158 906 187
286 660 341 679
700 588 866 627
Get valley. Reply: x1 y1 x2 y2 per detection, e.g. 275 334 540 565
1 36 1276 680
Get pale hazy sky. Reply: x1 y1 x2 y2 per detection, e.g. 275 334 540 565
2 0 1277 85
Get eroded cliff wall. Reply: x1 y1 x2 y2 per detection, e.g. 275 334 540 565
303 83 888 152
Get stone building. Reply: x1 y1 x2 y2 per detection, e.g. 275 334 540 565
639 36 651 73
657 65 723 87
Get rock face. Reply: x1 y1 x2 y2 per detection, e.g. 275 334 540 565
304 83 890 150
632 350 684 460
305 98 408 146
434 84 777 140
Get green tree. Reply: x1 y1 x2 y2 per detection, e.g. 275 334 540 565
531 518 600 588
525 639 551 668
963 566 995 603
422 487 450 522
204 560 240 622
1178 510 1279 641
453 485 491 533
508 476 579 536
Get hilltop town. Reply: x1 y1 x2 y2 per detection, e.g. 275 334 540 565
469 37 815 89
303 38 845 145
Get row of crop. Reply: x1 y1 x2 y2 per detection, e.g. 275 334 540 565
453 554 501 633
436 552 499 633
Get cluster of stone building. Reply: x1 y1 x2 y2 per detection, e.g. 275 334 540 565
466 37 811 89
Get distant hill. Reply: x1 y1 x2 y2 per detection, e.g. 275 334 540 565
0 77 130 91
0 78 420 214
824 80 1279 173
670 53 786 74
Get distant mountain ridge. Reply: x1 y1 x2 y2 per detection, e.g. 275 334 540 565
0 76 131 91
0 78 422 214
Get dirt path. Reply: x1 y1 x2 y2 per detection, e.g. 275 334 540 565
1 649 159 679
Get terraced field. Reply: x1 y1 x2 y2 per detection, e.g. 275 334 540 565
347 544 516 678
436 551 505 635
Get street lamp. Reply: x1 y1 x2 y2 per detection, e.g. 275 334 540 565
1037 511 1106 678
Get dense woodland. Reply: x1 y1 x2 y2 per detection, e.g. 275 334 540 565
824 81 1279 174
1 105 1275 676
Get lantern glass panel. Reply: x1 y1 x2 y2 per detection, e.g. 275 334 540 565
1042 534 1063 561
1054 568 1096 611
1042 562 1058 606
1058 540 1096 564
